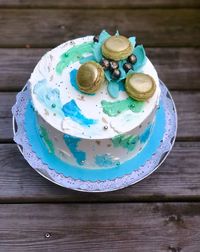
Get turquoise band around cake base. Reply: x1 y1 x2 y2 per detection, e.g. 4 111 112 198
25 98 165 182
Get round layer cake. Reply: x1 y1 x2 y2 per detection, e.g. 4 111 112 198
29 31 160 169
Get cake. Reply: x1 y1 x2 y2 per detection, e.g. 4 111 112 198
29 30 160 169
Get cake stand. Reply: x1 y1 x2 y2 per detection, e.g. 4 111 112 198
12 80 177 192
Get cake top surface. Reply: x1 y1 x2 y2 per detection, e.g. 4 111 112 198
30 31 160 139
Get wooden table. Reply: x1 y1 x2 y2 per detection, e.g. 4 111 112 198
0 1 200 251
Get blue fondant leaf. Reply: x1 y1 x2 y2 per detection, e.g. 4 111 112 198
92 43 103 62
133 45 147 71
117 60 128 82
99 30 111 43
129 36 136 49
118 80 126 91
107 81 119 98
104 70 112 82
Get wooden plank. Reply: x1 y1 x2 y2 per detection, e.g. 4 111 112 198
0 203 200 251
0 0 199 8
0 9 199 47
0 48 199 91
0 142 199 202
0 49 46 91
1 91 199 141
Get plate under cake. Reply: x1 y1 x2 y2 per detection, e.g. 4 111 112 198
29 31 160 169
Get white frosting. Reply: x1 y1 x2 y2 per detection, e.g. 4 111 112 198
30 36 160 140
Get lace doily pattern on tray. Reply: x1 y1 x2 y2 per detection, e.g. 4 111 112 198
12 80 177 192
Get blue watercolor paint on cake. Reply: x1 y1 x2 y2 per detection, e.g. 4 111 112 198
140 125 152 143
62 99 97 126
33 79 64 116
25 99 166 180
95 154 119 168
70 69 79 91
63 134 86 166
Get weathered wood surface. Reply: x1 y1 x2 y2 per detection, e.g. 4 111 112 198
0 48 199 91
0 203 200 252
1 91 199 141
0 9 199 47
0 0 200 9
0 1 199 251
0 0 199 8
0 142 199 203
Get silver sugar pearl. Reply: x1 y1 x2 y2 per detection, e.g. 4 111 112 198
104 125 108 130
45 233 51 238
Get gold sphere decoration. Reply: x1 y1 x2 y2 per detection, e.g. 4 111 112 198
102 35 133 61
125 73 156 101
77 61 105 94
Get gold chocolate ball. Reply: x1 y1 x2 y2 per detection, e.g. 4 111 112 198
125 73 156 101
77 61 105 94
102 35 133 61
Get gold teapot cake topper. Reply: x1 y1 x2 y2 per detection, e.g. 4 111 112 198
76 30 156 100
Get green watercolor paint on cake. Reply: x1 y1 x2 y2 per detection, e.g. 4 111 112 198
56 42 93 75
40 126 55 154
112 134 139 152
101 97 144 117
